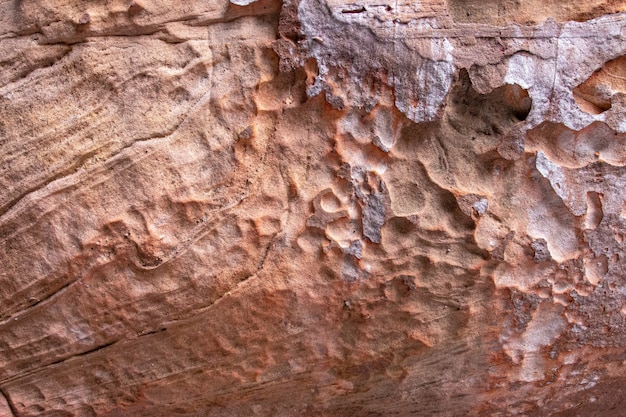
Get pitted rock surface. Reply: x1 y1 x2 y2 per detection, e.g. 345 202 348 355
1 1 626 416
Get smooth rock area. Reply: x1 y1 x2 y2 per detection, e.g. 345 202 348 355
1 0 626 415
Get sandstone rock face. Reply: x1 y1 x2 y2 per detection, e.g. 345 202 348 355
1 1 626 416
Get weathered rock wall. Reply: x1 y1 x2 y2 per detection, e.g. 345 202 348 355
1 0 626 415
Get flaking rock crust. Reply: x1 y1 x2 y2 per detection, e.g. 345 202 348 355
1 1 626 416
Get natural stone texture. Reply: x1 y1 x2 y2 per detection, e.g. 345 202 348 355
1 0 626 416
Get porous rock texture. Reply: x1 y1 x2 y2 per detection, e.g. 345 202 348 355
1 0 626 416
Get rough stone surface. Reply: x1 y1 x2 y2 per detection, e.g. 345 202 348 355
1 1 626 416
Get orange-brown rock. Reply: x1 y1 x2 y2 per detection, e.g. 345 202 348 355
1 1 626 416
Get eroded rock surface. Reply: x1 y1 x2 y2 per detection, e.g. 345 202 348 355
1 0 626 416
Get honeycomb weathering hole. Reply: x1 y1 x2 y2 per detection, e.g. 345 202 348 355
502 83 532 121
574 56 626 115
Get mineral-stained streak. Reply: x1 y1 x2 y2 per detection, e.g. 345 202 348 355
1 0 626 416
